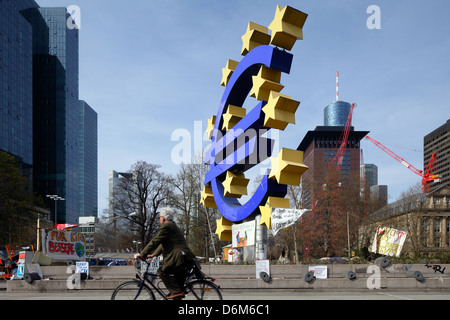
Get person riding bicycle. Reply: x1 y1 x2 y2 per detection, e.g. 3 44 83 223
136 207 195 300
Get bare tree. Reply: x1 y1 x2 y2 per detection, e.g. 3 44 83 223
397 182 426 257
170 154 221 259
113 161 173 245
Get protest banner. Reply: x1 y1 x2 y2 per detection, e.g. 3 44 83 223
370 226 407 257
42 229 86 261
271 208 310 235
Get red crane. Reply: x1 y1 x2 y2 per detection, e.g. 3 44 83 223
365 136 440 193
331 103 356 172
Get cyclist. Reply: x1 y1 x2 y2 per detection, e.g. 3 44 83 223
136 207 195 300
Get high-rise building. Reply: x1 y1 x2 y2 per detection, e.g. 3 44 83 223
79 101 98 218
108 170 132 217
297 98 368 207
324 101 352 127
0 0 36 179
370 185 388 204
361 164 378 188
1 1 97 224
21 5 80 224
424 119 450 193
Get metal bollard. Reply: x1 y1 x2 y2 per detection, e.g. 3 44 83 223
304 271 315 283
342 271 357 280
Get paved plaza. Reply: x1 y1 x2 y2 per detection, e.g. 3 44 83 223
1 289 449 300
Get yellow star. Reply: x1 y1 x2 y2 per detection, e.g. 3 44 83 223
200 185 217 209
268 5 308 51
259 196 290 230
205 115 216 140
241 21 271 56
222 171 250 198
215 217 233 241
269 148 308 186
220 59 239 87
250 66 284 102
262 91 300 130
222 105 246 131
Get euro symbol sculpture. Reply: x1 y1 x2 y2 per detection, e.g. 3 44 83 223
201 5 309 241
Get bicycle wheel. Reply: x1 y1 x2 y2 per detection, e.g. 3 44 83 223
111 280 156 300
186 280 222 300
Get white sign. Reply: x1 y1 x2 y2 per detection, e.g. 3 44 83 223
76 261 89 277
141 257 160 276
370 226 407 257
255 260 270 279
232 220 256 248
309 265 327 279
42 229 86 261
271 208 310 236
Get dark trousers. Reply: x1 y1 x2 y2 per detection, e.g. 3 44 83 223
157 265 186 295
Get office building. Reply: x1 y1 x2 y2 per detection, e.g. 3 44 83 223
424 119 450 193
108 170 133 218
324 101 352 127
361 164 378 188
0 0 36 179
79 101 98 218
1 1 97 224
370 184 388 204
297 97 368 207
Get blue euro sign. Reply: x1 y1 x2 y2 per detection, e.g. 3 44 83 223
205 45 293 222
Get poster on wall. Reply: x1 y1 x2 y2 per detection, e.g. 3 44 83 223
370 226 407 257
232 220 255 248
42 229 86 261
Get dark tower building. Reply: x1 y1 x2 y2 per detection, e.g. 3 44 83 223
1 1 97 224
297 95 368 207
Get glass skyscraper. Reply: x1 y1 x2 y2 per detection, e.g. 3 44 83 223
1 0 97 224
324 101 352 127
0 0 36 179
78 100 98 218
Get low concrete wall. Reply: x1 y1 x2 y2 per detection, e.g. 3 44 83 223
6 263 450 293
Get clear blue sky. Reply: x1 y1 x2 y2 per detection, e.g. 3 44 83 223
37 0 450 216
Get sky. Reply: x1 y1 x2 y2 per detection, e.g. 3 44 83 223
36 0 450 217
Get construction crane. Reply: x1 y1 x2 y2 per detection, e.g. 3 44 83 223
330 103 356 173
365 136 440 193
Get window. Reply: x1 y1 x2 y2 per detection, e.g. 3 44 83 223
421 220 429 233
434 219 441 233
434 237 441 248
447 219 450 233
421 237 428 247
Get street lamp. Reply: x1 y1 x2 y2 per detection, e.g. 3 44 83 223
133 240 141 253
46 194 65 225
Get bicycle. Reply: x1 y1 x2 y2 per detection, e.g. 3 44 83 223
111 258 222 300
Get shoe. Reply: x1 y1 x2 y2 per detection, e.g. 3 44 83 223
167 292 185 300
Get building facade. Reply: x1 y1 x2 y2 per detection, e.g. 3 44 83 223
324 101 352 127
1 0 97 224
78 101 98 218
297 126 368 207
424 119 450 193
0 0 35 179
361 186 450 256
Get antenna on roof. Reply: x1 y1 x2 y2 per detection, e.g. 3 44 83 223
336 71 339 102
